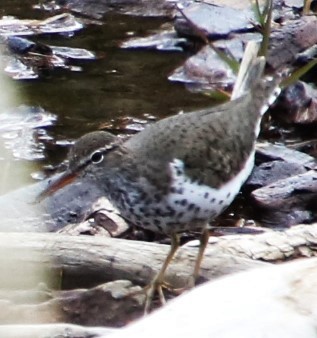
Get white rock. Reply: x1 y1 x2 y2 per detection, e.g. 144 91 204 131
107 257 317 338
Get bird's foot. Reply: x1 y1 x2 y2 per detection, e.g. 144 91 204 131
167 275 196 296
124 279 173 314
143 274 199 313
126 276 196 314
143 278 173 314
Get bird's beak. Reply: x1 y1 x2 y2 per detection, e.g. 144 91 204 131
37 170 79 202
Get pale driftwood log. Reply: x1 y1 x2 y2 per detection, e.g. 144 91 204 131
0 323 117 338
0 232 268 291
0 224 317 290
0 225 316 328
0 231 268 328
185 223 317 262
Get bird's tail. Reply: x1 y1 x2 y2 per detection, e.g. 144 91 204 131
233 41 281 117
232 41 265 100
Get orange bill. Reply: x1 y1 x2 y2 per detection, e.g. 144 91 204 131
37 171 78 202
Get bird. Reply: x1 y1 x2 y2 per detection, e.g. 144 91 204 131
38 42 281 312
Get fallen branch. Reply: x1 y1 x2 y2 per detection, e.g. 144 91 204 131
0 224 316 289
192 223 317 262
0 232 268 290
0 224 316 328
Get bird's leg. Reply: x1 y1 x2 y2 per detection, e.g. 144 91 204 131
144 233 180 314
180 226 209 290
193 226 210 281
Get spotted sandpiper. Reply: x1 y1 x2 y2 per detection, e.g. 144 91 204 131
39 43 281 312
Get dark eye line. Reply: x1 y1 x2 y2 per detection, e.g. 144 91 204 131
88 143 119 165
70 143 119 173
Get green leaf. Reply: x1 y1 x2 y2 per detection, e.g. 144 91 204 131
282 58 317 88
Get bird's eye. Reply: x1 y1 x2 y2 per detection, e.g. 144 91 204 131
90 151 104 164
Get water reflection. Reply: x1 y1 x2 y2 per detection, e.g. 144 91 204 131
0 1 213 192
0 106 56 160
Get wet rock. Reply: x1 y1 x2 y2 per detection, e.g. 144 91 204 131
245 143 317 227
198 0 268 10
116 0 175 17
168 40 242 91
168 33 262 91
284 0 304 8
0 172 124 233
121 28 188 52
51 45 95 60
255 142 317 169
251 170 317 208
170 7 317 90
0 13 83 36
3 37 95 80
272 81 317 124
57 0 175 19
169 44 235 90
267 16 317 70
246 160 308 191
174 2 255 38
6 37 52 56
251 170 317 227
42 174 128 232
5 34 95 61
59 280 145 327
255 209 313 228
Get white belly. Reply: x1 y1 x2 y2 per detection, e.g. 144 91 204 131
166 151 255 225
122 150 255 235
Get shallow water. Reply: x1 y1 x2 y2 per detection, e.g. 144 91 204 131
1 0 212 193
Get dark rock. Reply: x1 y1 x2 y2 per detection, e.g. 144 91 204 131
121 29 188 52
254 209 313 227
6 37 37 55
168 32 262 90
255 143 317 169
250 170 317 227
0 13 83 36
297 44 317 63
169 44 236 90
61 0 175 18
272 81 317 124
267 16 317 70
246 160 307 191
0 174 109 232
174 2 255 38
60 280 145 327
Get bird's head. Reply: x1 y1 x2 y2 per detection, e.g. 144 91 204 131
37 131 119 201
